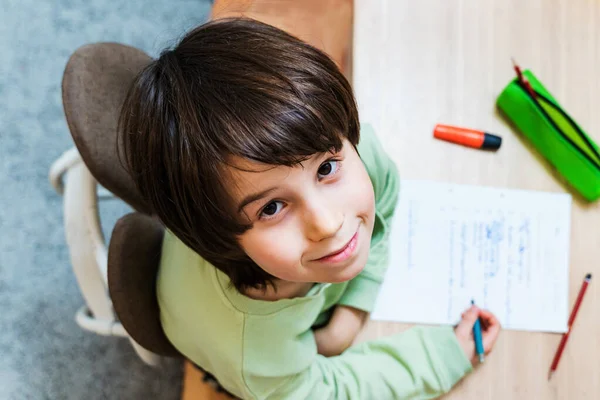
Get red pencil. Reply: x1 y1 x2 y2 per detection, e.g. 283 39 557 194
511 58 537 99
548 273 592 380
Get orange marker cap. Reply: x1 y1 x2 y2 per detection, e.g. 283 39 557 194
433 124 502 150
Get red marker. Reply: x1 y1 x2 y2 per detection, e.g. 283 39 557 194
433 124 502 150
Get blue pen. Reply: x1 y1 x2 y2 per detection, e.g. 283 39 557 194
471 299 485 363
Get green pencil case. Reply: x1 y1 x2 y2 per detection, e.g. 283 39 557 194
496 70 600 201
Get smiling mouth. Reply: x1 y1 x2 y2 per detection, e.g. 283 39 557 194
315 231 359 263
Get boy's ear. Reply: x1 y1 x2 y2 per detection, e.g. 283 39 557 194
210 0 354 77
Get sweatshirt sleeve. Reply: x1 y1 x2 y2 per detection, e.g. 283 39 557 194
338 124 400 312
243 326 472 400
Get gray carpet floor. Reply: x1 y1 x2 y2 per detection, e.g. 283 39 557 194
0 1 212 399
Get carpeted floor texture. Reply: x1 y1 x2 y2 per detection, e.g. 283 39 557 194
0 1 212 398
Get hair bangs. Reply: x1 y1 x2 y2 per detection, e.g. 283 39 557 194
198 76 358 169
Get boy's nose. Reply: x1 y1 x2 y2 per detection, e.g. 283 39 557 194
304 203 343 242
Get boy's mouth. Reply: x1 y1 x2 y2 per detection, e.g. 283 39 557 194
314 231 359 264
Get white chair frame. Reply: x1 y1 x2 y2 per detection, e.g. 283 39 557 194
49 147 161 366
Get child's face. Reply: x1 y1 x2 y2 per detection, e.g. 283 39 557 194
228 139 376 285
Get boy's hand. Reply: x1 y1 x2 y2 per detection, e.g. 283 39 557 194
314 305 367 357
454 305 501 366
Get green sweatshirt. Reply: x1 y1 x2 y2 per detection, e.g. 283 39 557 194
157 124 472 399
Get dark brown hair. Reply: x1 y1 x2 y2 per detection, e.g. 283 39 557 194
118 18 360 292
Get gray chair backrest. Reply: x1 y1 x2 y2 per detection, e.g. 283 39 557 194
107 212 181 357
62 42 153 214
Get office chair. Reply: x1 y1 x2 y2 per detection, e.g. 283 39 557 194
48 41 170 364
49 39 237 397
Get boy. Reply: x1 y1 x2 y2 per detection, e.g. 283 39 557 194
118 18 500 399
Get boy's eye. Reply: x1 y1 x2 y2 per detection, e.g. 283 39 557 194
260 201 284 219
317 160 339 178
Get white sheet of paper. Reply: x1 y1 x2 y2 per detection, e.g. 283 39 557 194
371 180 572 333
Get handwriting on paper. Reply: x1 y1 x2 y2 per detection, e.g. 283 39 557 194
372 181 572 333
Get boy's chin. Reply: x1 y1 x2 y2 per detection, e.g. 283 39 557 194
325 257 368 284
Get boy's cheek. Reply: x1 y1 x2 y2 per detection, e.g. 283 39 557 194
239 228 302 276
347 172 376 223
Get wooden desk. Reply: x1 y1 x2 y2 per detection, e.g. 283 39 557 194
353 0 600 398
211 0 353 77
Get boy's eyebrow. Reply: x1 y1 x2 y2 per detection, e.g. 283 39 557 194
237 187 277 213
